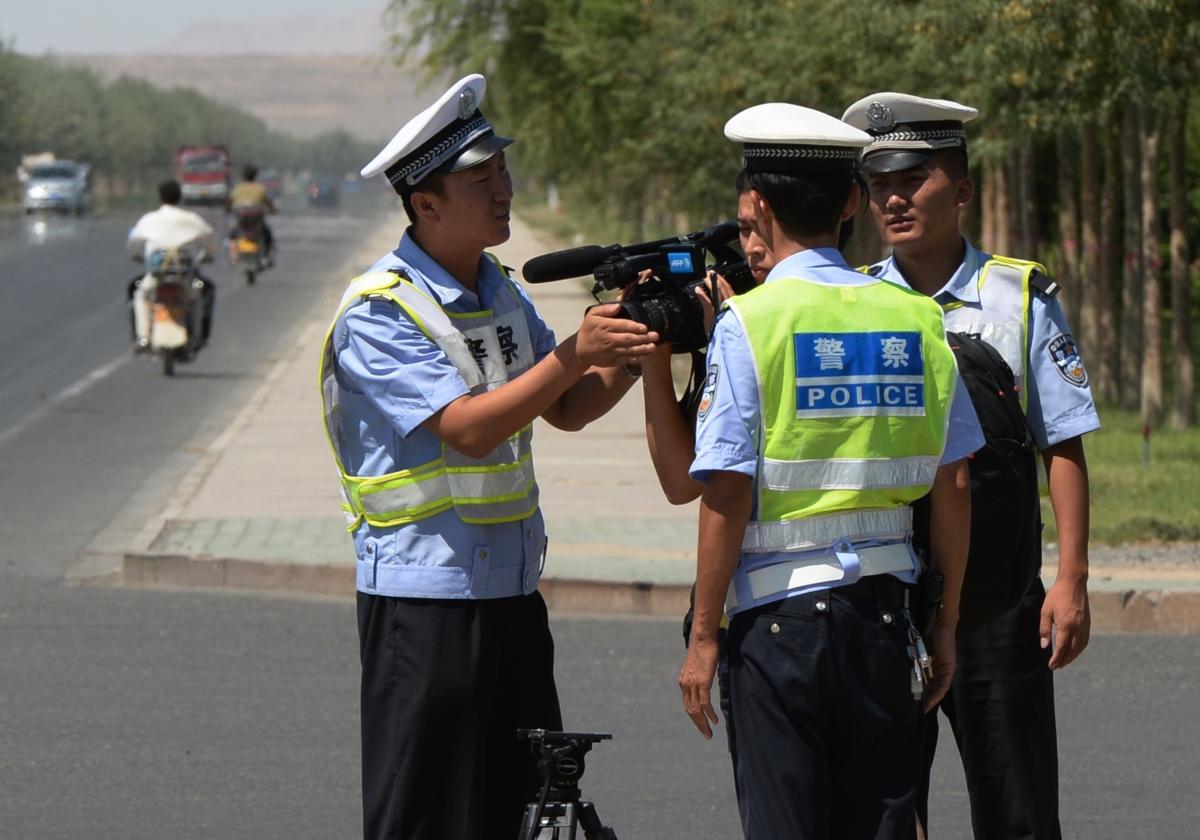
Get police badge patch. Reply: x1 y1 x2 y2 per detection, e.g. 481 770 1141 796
1048 333 1088 387
697 363 719 422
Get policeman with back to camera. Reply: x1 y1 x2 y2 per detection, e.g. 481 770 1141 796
320 74 659 840
843 92 1101 840
677 102 984 839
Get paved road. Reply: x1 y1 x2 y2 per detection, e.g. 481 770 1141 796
0 206 380 581
2 209 1198 838
3 580 1198 837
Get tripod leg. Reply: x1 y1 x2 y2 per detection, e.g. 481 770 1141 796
575 801 618 840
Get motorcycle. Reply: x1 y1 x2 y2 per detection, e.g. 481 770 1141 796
136 247 211 376
229 206 270 285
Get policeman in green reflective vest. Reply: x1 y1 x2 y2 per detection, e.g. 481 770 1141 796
678 103 980 839
322 74 659 840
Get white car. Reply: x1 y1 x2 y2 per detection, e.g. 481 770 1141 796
22 161 92 215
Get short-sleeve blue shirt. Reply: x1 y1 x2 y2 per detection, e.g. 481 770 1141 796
689 247 984 590
331 229 557 599
872 240 1101 448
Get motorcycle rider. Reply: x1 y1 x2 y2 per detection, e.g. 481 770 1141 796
227 163 277 264
126 179 218 352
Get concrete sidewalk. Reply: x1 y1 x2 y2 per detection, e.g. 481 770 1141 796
103 210 1200 632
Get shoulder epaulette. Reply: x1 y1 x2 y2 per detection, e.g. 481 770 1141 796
1028 269 1060 299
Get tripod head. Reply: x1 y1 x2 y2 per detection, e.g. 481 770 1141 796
517 730 618 840
518 730 611 800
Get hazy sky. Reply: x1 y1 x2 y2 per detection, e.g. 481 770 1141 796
4 0 387 54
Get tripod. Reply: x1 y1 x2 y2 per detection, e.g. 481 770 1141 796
517 730 619 840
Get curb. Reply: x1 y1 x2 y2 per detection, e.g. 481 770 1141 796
120 549 690 615
117 550 1200 631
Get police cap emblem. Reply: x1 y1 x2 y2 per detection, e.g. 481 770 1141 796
1048 333 1088 388
458 87 478 120
866 101 895 132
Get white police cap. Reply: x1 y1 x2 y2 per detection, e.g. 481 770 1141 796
842 92 978 174
361 74 513 193
725 103 871 175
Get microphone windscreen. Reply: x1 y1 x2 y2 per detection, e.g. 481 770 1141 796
521 246 611 283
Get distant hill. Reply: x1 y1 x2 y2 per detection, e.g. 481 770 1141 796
67 53 439 145
156 9 389 55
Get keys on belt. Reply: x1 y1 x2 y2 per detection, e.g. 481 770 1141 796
906 620 934 700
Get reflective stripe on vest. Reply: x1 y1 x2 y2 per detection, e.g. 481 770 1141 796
320 258 540 529
942 256 1036 409
727 276 956 566
742 507 913 554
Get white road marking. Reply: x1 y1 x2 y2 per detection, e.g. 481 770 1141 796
0 354 130 448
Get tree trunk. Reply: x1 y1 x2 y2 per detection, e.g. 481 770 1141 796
1017 142 1037 259
981 157 996 252
1096 115 1120 403
1056 128 1081 339
1169 97 1195 428
1139 105 1163 428
993 156 1011 256
1078 121 1102 381
1119 108 1143 409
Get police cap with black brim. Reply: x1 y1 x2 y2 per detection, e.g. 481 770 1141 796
725 103 871 176
360 74 512 194
841 92 978 175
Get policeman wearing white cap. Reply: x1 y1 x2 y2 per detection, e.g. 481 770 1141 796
844 91 1099 840
678 102 980 839
321 74 658 840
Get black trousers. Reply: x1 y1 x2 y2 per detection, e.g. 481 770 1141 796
357 591 562 840
918 579 1060 839
728 585 924 840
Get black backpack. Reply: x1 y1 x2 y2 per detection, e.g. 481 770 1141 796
911 332 1042 635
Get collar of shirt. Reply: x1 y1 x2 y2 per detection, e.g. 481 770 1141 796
765 246 871 285
877 238 986 306
392 228 502 310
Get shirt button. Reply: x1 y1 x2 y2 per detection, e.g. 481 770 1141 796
769 622 781 635
882 612 894 625
815 600 828 613
479 550 488 560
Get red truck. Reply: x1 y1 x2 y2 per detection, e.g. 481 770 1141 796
175 145 231 206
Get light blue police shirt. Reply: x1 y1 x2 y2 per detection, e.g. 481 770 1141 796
689 247 984 592
872 239 1101 448
332 229 557 599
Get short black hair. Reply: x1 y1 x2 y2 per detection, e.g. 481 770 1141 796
158 179 182 205
932 147 969 180
734 168 854 239
243 164 258 181
400 169 449 224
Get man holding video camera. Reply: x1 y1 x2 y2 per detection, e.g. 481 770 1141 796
320 74 659 840
677 103 982 839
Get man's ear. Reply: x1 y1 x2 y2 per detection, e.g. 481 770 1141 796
411 189 440 224
841 180 862 222
955 176 974 209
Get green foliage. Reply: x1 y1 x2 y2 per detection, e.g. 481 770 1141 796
388 0 1200 226
1041 407 1200 543
0 45 377 202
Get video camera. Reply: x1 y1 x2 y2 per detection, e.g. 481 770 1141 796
521 221 755 353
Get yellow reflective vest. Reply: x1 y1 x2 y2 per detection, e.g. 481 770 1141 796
320 260 539 530
727 275 957 558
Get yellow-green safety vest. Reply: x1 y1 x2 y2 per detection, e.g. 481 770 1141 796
727 276 958 558
319 259 540 530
